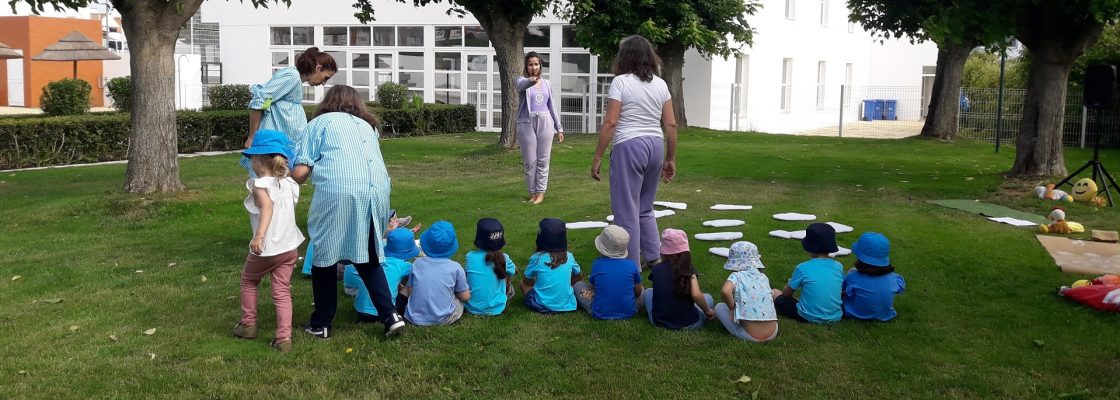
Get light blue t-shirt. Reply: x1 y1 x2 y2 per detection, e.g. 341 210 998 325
843 269 906 321
344 258 412 317
404 257 469 326
463 250 517 316
524 252 581 312
788 258 844 323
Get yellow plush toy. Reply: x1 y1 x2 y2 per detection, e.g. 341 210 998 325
1071 178 1099 202
1038 208 1085 234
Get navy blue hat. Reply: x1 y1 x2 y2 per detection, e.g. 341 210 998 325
384 227 420 260
536 218 567 252
474 218 506 252
420 220 459 259
243 129 294 162
802 223 839 254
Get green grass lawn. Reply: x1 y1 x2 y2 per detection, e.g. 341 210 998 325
2 129 1119 399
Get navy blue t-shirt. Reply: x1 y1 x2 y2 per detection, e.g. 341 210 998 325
588 257 641 319
648 262 701 329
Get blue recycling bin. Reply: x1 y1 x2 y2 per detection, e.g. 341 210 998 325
861 99 882 121
882 99 898 120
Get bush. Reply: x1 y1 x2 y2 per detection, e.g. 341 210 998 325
40 79 91 116
376 82 410 109
376 103 476 136
206 84 252 110
106 77 132 112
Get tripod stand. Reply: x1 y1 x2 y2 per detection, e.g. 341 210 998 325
1056 107 1119 206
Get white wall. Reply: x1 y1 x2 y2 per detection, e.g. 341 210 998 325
100 53 203 110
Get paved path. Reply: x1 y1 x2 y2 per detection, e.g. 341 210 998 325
0 106 116 115
788 120 924 139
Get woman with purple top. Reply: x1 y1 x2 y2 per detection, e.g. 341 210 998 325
516 51 564 205
591 35 678 269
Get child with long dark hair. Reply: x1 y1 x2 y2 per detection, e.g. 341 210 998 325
521 218 582 313
642 229 715 330
464 218 518 316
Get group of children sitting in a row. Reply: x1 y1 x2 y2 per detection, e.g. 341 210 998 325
335 218 905 341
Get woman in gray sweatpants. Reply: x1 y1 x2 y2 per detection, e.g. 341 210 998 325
516 51 564 204
591 36 679 268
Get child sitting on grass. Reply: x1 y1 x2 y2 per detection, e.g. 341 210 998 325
464 218 518 316
401 221 471 326
643 229 715 330
771 223 843 324
715 241 779 341
573 225 644 319
344 227 418 322
522 218 583 313
843 232 905 321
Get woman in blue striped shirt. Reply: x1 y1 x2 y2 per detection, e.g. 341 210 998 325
291 85 406 338
244 47 336 148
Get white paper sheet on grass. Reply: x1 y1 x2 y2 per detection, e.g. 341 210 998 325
607 209 676 222
653 201 687 210
711 204 752 211
830 246 851 257
826 222 854 233
773 212 817 221
703 219 745 228
769 230 806 239
566 221 609 230
695 232 743 241
987 216 1039 227
709 247 730 257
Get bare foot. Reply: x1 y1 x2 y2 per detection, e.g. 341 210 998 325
532 193 544 204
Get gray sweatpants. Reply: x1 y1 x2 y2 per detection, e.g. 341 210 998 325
517 112 556 194
610 136 665 265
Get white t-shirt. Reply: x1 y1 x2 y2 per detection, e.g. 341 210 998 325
244 176 305 256
607 73 671 145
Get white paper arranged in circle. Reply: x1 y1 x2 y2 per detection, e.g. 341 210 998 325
709 247 730 257
773 212 817 221
826 222 854 233
830 246 852 257
606 209 676 222
703 219 746 228
566 221 609 230
711 204 753 211
653 201 688 210
768 230 806 240
695 232 743 241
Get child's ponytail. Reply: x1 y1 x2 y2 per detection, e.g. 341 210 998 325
486 250 507 279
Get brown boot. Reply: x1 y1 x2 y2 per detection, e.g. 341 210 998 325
233 322 257 339
270 339 292 353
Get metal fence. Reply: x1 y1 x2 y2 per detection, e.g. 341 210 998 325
958 87 1120 148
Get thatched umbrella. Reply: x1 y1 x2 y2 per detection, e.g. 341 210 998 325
0 41 22 60
31 31 120 78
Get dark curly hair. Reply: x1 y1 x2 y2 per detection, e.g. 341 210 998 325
611 35 662 82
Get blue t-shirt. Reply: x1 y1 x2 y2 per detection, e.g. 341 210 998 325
588 257 641 319
524 252 581 312
404 257 469 326
463 250 517 316
843 269 906 321
788 258 844 323
343 258 412 317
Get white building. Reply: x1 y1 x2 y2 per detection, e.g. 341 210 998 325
200 0 938 134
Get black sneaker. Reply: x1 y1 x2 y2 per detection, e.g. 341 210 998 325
384 313 406 337
304 325 331 339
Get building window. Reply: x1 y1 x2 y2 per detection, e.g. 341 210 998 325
325 50 348 86
465 26 489 47
270 27 291 45
293 27 314 46
816 61 826 109
562 25 580 48
398 51 425 89
819 0 828 27
352 53 370 100
272 51 290 68
434 52 462 104
524 26 550 48
844 62 853 106
350 27 371 46
397 27 424 47
373 53 394 95
785 0 796 20
781 58 793 112
435 26 463 47
323 27 347 46
561 53 589 93
372 27 395 46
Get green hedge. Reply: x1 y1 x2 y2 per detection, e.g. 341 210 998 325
0 104 475 169
205 84 252 110
40 79 92 116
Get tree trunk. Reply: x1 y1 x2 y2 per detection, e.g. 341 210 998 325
658 42 688 128
117 0 203 193
1009 2 1104 177
464 7 532 150
920 42 971 140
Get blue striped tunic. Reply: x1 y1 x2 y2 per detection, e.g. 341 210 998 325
296 112 392 267
242 67 308 174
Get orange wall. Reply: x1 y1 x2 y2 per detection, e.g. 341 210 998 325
0 16 105 108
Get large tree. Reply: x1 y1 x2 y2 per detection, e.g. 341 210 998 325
1009 1 1118 176
848 0 1014 140
561 0 756 128
354 0 555 149
12 0 290 193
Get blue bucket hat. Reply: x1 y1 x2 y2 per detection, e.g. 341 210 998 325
243 129 295 163
852 232 891 267
536 218 567 252
802 222 839 254
384 227 420 260
420 220 459 259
